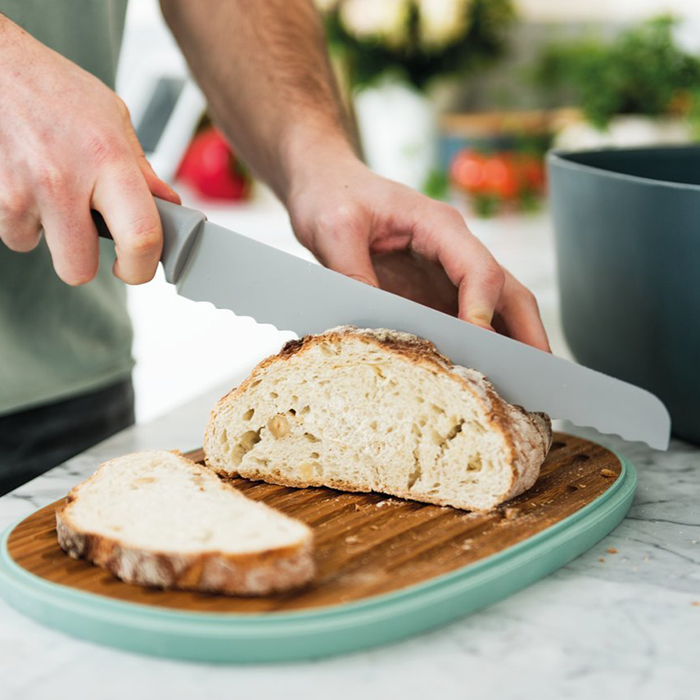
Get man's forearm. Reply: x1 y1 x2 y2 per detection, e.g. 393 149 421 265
160 0 357 203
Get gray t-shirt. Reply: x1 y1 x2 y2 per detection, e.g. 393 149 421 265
0 0 134 414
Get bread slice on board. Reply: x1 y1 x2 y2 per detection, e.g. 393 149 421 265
204 326 552 512
56 450 314 595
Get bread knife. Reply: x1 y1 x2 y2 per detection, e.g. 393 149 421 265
93 198 671 449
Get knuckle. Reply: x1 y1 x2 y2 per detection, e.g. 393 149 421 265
482 261 506 290
114 95 130 119
0 190 32 222
522 287 539 308
34 163 68 194
126 218 162 256
438 204 466 228
0 190 40 252
3 230 41 253
85 134 126 166
315 203 362 238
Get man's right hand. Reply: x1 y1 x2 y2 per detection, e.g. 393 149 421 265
0 15 179 285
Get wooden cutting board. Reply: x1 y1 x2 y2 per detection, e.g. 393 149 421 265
0 432 636 662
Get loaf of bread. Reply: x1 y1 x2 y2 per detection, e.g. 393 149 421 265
56 450 314 595
204 326 552 512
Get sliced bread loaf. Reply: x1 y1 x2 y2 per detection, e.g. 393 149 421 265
56 450 314 595
204 326 552 512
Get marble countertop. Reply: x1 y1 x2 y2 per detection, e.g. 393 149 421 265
1 212 699 700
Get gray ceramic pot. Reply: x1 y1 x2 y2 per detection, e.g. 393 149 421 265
547 146 700 445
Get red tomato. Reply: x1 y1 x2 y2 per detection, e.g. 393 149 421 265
480 154 518 200
177 127 250 201
515 154 546 193
450 150 487 193
451 149 546 203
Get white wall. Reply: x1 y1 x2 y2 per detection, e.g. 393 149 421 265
516 0 700 21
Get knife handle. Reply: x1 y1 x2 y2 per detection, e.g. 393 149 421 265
91 197 207 284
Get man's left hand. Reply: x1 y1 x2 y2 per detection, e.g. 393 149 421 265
287 153 551 352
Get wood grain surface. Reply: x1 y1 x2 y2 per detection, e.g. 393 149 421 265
7 433 621 613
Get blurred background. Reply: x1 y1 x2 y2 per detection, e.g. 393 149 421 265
119 0 700 423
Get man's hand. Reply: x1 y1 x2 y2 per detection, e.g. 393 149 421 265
0 16 179 285
163 0 550 351
287 148 551 352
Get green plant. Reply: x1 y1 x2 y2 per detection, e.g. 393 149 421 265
533 15 700 129
319 0 515 90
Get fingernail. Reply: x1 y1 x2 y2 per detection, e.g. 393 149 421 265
348 274 378 287
466 309 494 328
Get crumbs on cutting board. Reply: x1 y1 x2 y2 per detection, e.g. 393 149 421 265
460 511 482 521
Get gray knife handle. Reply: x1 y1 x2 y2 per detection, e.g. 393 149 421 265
92 198 206 284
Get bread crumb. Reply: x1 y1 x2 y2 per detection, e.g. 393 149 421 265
607 547 618 554
376 500 390 508
599 557 606 563
692 601 699 607
643 555 650 563
503 507 520 521
600 468 617 478
345 535 360 544
461 540 473 551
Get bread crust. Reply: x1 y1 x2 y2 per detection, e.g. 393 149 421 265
56 456 315 596
205 326 552 512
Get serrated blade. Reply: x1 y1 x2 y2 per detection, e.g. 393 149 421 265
175 221 671 449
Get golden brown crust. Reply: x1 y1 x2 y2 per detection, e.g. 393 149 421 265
55 457 315 596
206 326 551 508
56 506 314 596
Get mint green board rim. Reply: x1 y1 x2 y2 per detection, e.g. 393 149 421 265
0 452 637 663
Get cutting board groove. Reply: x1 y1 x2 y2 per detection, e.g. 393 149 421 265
7 433 620 613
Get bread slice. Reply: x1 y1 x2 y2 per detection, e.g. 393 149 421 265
204 326 552 512
56 450 314 595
